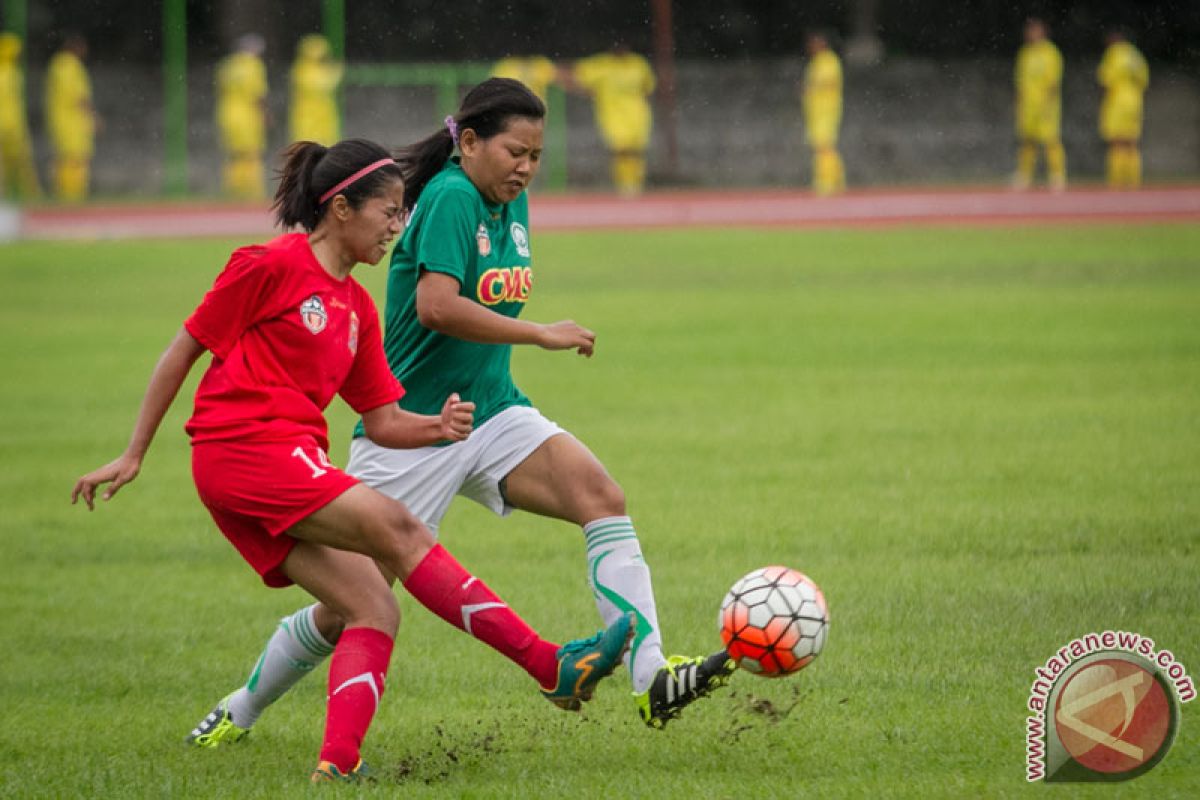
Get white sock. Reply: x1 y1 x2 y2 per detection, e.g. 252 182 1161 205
583 516 666 693
225 604 335 727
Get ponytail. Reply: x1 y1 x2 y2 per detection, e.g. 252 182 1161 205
395 77 545 213
272 138 403 231
394 129 455 213
273 141 328 231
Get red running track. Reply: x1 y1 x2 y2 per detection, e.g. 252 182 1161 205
12 186 1200 240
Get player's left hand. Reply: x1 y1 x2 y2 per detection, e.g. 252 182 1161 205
71 453 142 510
439 393 475 442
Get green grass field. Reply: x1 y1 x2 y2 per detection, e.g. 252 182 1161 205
2 223 1198 798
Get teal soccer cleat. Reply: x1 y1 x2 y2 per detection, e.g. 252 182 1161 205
311 759 371 783
542 612 635 711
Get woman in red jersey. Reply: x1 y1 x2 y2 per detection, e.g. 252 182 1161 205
71 138 632 783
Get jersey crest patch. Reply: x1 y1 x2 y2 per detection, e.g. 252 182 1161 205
476 223 492 256
347 311 359 354
510 222 531 257
300 294 328 334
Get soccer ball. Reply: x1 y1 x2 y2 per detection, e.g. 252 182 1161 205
718 566 829 677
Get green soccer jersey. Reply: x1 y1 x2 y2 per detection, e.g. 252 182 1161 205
354 158 534 438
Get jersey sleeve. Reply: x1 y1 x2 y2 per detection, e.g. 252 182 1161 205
1134 51 1150 89
1048 46 1063 85
338 288 404 414
639 56 657 95
573 55 605 91
815 54 841 89
413 186 476 284
534 57 558 88
183 246 277 359
1098 49 1115 87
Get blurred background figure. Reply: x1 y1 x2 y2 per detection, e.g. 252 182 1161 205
0 32 41 200
45 33 96 202
572 43 656 196
1013 18 1066 191
492 54 559 104
801 31 845 196
289 34 343 145
1098 28 1149 190
216 33 267 200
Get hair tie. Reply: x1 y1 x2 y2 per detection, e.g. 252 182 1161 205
444 115 459 145
318 158 396 205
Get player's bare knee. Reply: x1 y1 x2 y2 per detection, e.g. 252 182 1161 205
361 587 401 634
587 475 626 517
341 583 400 634
372 498 434 561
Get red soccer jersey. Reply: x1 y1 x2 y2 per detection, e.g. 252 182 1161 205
184 233 402 452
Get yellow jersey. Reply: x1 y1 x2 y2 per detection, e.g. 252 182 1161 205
1015 40 1062 109
573 52 656 150
803 50 843 147
1014 40 1063 140
493 56 558 103
290 56 342 144
1098 42 1149 141
216 52 268 153
803 50 842 118
46 50 94 154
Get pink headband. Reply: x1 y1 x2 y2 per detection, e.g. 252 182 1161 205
319 158 396 205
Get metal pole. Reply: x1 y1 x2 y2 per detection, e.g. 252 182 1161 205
545 82 568 190
3 0 27 40
323 0 345 139
322 0 345 59
163 0 188 195
651 0 679 177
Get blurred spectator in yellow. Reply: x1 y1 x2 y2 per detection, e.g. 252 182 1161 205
46 33 96 202
289 34 342 145
1013 18 1066 191
0 32 41 200
801 31 845 196
216 34 268 199
1098 28 1149 189
492 54 559 104
572 44 655 196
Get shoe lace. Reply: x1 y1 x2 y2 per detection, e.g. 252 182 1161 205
558 631 603 656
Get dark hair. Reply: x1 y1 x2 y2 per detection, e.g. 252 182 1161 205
395 77 545 212
273 138 403 231
1105 26 1132 43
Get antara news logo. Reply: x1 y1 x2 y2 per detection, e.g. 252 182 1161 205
1026 630 1194 783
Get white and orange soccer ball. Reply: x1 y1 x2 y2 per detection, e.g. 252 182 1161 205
719 566 829 677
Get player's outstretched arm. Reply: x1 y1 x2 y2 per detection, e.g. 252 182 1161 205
361 392 475 449
416 272 595 356
71 327 206 509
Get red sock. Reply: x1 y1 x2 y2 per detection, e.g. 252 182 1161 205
403 544 560 688
319 627 393 772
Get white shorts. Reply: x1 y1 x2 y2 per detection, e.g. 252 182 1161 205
346 405 567 534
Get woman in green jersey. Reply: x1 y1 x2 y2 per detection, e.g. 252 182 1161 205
193 79 733 739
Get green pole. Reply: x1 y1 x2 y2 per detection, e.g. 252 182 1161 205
545 83 568 190
322 0 345 137
3 0 26 39
322 0 345 58
162 0 188 195
437 69 458 120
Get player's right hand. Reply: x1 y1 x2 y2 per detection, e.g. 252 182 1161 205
71 454 141 510
537 320 595 357
439 392 475 442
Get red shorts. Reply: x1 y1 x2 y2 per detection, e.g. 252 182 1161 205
192 437 359 587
